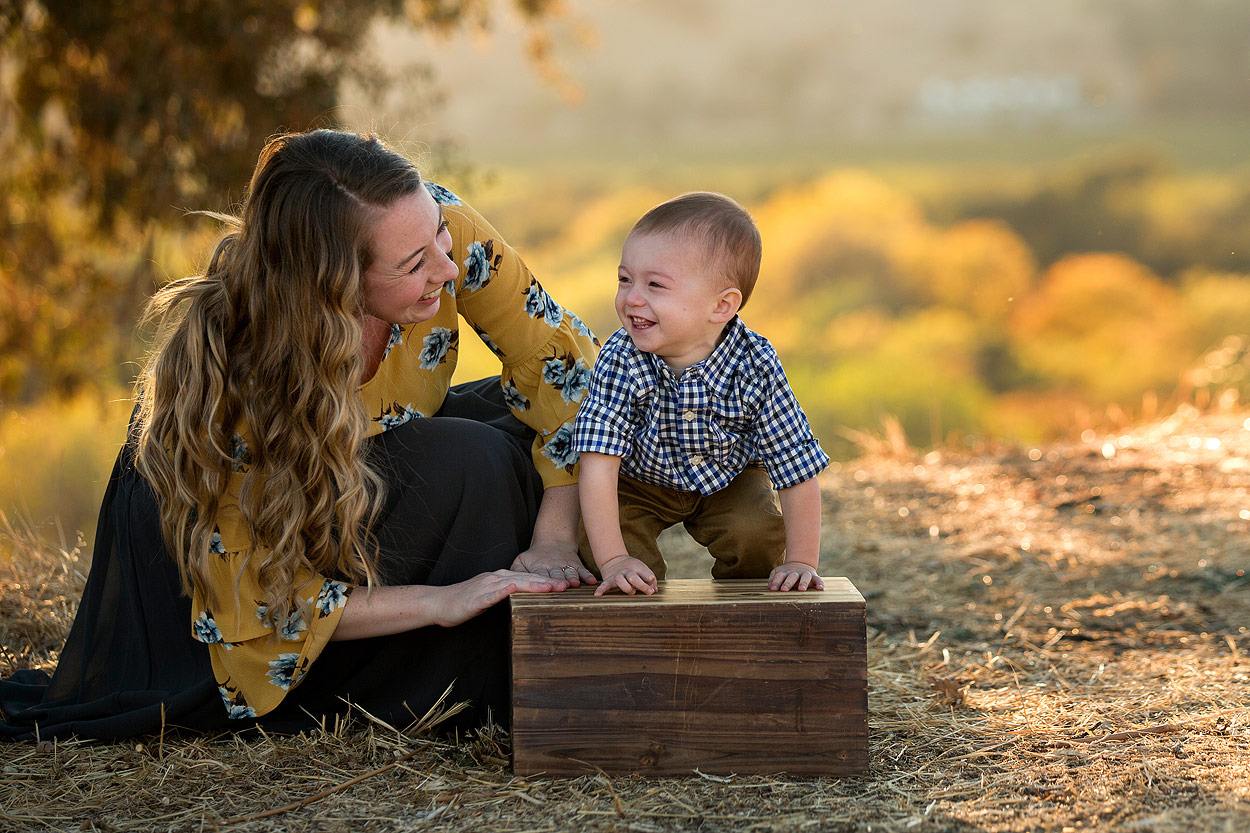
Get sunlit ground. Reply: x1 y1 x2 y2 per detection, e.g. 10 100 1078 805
3 402 1246 832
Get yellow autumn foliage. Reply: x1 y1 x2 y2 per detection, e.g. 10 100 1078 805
1011 253 1188 402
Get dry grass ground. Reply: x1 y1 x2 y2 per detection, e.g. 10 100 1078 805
2 404 1248 832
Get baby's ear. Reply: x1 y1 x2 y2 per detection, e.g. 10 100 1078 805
712 287 742 323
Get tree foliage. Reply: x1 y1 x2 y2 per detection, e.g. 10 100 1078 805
1 0 560 224
0 0 561 400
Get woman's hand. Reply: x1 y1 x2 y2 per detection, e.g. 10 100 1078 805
428 569 559 627
512 544 597 588
512 484 596 588
332 570 557 640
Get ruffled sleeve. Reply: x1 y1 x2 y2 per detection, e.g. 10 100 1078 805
442 196 600 488
188 513 352 719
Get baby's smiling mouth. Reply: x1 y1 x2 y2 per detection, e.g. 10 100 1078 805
629 316 654 329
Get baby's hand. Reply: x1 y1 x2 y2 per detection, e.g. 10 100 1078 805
768 562 824 592
595 555 658 596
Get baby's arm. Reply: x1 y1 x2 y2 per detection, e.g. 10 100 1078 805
578 452 658 596
769 476 824 591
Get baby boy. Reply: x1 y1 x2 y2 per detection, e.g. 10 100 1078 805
573 192 829 595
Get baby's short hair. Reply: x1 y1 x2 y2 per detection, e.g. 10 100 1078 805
630 192 762 308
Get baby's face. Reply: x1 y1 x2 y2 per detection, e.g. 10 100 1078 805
616 231 734 374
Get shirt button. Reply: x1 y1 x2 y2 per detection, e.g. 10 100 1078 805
682 409 696 422
689 454 704 466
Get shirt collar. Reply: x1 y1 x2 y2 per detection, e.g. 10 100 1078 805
693 316 746 398
621 316 747 396
619 331 660 391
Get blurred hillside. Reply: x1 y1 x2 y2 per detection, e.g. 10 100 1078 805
442 151 1250 461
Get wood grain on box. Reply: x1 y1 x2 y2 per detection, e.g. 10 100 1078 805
510 578 867 776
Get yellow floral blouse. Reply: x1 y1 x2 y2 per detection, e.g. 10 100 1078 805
191 183 599 719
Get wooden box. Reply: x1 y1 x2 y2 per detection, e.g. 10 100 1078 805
510 578 867 776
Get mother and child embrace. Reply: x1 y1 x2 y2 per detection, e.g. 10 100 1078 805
0 128 828 742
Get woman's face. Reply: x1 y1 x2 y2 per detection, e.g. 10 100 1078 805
362 186 456 325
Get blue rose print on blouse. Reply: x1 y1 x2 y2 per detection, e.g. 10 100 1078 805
383 324 404 360
502 377 531 411
266 653 306 690
542 354 591 404
316 580 351 617
540 422 579 473
567 312 597 341
543 299 564 328
419 327 457 370
423 182 463 206
279 609 307 641
523 280 564 328
193 611 230 648
256 602 307 641
375 401 423 430
471 323 503 359
209 531 225 556
463 240 501 292
230 433 251 472
219 686 256 720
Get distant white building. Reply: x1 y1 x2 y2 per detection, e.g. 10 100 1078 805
915 74 1086 123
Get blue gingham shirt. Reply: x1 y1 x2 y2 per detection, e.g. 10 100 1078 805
573 317 828 495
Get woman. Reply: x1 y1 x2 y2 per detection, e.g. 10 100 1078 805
0 129 599 740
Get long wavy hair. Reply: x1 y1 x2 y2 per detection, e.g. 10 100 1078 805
135 129 424 625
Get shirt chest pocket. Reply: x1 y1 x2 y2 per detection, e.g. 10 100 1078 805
691 414 751 467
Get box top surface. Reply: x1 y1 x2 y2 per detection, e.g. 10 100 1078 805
509 577 864 611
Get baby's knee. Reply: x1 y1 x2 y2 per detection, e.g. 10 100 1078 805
698 505 784 579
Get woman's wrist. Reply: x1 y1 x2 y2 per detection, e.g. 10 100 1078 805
333 584 441 640
530 483 579 548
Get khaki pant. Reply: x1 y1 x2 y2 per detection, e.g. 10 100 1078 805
578 466 786 580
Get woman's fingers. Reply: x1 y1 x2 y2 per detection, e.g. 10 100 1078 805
508 550 586 588
483 581 517 608
439 572 556 625
498 570 557 593
555 562 598 587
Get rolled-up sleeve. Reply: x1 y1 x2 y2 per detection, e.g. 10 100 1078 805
750 350 830 489
572 334 637 459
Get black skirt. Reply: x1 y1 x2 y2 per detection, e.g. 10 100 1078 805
0 379 541 741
